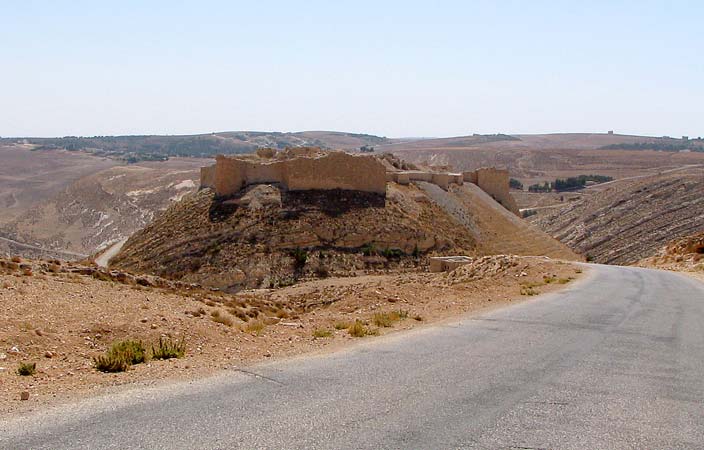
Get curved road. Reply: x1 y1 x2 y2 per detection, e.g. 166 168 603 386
2 265 704 449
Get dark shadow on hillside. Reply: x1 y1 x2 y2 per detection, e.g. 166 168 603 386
281 189 385 218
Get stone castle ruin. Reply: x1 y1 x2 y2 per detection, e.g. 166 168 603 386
200 147 519 215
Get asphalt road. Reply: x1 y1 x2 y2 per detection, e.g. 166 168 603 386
2 264 704 449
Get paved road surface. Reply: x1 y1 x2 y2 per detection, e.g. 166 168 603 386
2 265 703 449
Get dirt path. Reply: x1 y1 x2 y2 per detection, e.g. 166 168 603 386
94 238 128 268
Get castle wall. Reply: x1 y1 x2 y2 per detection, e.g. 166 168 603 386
283 152 386 194
200 165 216 189
204 152 386 197
474 168 520 215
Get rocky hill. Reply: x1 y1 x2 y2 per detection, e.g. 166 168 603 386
111 184 478 290
528 168 704 264
111 170 579 291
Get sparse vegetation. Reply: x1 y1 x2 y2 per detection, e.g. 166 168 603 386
289 247 308 269
380 248 404 260
520 286 539 296
509 178 524 190
334 321 350 330
243 320 265 335
312 329 332 338
372 310 409 327
151 337 186 360
211 310 234 327
348 320 369 337
361 243 377 256
94 340 147 373
17 362 36 376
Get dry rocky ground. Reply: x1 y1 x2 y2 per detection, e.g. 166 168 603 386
0 254 581 417
636 232 704 281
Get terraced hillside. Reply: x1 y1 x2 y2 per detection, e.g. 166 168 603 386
529 168 704 264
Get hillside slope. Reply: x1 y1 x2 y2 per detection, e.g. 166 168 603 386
418 182 579 260
1 160 204 258
529 168 704 264
111 184 478 290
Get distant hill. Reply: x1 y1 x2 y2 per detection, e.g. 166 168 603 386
1 131 389 162
528 167 704 264
380 133 704 187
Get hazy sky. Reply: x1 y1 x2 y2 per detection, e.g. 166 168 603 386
1 1 702 138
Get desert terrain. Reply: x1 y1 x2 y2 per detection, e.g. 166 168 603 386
381 133 704 188
527 167 704 264
0 254 581 415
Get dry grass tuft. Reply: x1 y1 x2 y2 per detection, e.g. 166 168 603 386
210 310 234 327
312 328 332 338
242 320 265 335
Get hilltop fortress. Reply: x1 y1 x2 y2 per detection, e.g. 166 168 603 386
200 147 519 215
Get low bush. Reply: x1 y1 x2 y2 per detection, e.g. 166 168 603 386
151 337 186 360
289 247 308 269
17 362 36 376
94 340 147 373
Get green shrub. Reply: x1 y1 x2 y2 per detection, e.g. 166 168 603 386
151 337 186 360
289 247 308 269
94 339 147 373
17 362 36 376
111 340 147 365
94 354 130 373
380 248 404 259
361 243 377 256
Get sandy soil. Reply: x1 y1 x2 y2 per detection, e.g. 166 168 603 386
0 256 582 417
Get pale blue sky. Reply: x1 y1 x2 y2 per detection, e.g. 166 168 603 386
1 1 702 138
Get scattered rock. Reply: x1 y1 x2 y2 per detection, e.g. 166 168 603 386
20 391 30 401
8 346 21 355
44 351 54 358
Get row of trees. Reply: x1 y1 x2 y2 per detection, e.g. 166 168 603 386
528 174 613 193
